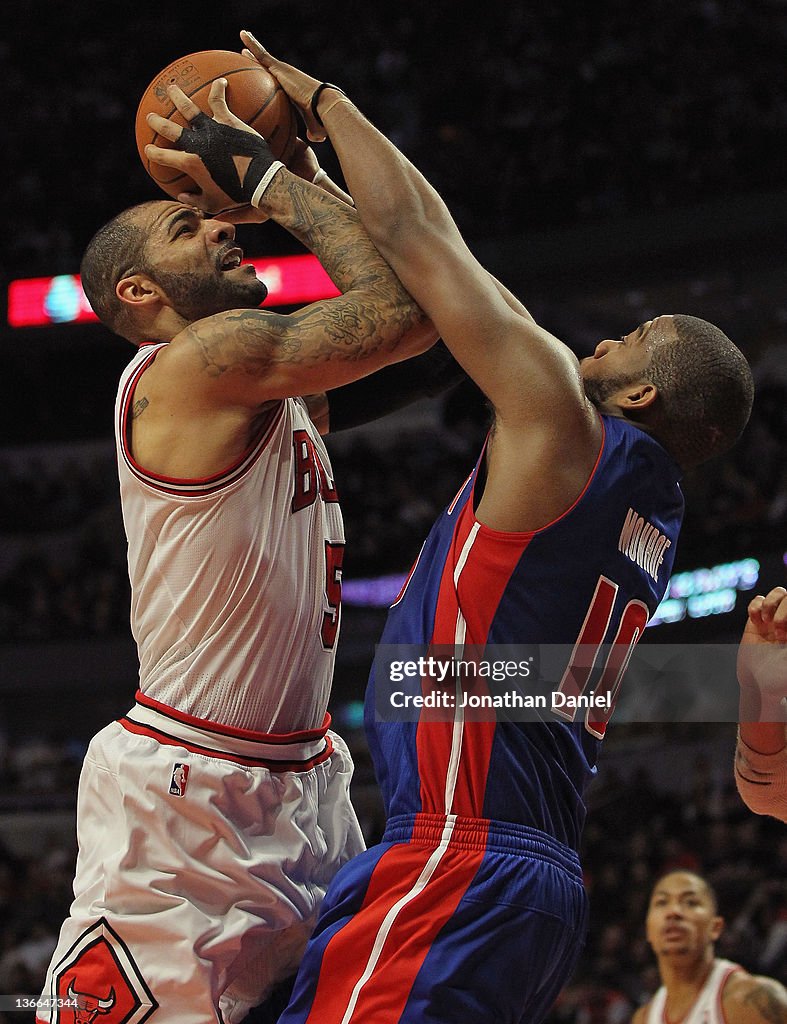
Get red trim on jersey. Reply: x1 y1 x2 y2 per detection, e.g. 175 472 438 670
410 417 606 818
446 468 475 516
119 717 334 772
118 345 285 495
657 961 742 1024
467 414 606 541
133 690 331 743
416 496 533 818
391 539 426 608
300 828 487 1022
717 963 743 1024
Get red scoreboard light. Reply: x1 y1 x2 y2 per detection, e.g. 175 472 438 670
7 255 340 328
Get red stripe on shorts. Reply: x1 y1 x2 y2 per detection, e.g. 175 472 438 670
302 826 487 1023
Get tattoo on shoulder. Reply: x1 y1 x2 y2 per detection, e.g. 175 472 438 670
132 397 149 419
743 980 787 1024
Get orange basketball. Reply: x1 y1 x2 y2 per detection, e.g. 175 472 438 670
135 49 298 199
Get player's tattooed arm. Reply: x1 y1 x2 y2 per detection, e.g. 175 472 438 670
732 976 787 1024
181 275 432 402
174 167 437 403
261 171 401 298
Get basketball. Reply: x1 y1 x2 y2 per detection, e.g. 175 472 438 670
135 49 298 199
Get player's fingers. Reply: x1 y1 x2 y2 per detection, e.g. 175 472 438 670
145 143 189 169
747 594 766 631
176 190 203 206
760 586 787 621
748 594 765 618
146 112 182 142
240 30 324 116
240 30 276 69
166 83 203 123
207 78 233 122
206 77 258 135
769 590 787 638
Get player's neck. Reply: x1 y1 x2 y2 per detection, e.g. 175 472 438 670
660 956 716 1023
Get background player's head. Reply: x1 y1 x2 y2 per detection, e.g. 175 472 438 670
645 871 723 965
581 314 753 469
80 200 268 345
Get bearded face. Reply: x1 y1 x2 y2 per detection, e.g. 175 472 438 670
130 202 269 323
150 256 268 322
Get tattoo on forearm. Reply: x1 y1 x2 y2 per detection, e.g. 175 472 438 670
744 982 787 1023
186 275 423 382
269 176 390 296
132 397 149 418
183 174 427 382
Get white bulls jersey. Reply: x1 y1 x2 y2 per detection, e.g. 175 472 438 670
115 342 345 734
646 959 742 1024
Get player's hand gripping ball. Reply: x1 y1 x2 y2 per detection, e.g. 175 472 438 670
136 49 297 199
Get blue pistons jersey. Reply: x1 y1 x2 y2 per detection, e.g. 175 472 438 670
277 414 684 1024
366 413 684 851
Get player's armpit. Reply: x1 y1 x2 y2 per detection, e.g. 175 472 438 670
303 392 330 435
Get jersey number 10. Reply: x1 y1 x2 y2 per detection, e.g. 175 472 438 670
555 575 649 739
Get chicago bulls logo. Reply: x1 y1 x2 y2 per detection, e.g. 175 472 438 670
49 918 157 1023
66 982 115 1023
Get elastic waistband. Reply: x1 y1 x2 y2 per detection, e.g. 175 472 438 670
383 813 583 878
119 694 332 772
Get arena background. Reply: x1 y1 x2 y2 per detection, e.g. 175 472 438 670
1 2 786 1019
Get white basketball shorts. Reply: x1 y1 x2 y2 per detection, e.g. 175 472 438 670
37 697 365 1024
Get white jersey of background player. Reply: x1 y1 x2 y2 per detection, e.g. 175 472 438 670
633 872 787 1024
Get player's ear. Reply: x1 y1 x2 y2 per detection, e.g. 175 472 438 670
619 382 658 411
710 914 724 942
116 274 161 309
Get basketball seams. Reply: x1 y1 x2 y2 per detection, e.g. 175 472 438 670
141 69 272 186
136 53 296 190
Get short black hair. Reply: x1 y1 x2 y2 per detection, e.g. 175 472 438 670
650 870 719 913
80 202 160 341
648 315 753 469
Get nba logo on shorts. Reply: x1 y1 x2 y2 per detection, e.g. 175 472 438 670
169 763 189 797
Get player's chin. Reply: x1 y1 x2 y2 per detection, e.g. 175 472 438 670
218 275 268 309
659 942 692 957
241 278 268 306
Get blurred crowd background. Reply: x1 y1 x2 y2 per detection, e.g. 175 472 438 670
1 1 786 1020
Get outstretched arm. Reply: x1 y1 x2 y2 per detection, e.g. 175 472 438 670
241 36 600 532
241 36 590 435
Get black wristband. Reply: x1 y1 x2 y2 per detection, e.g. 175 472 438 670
176 112 278 204
310 82 347 127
